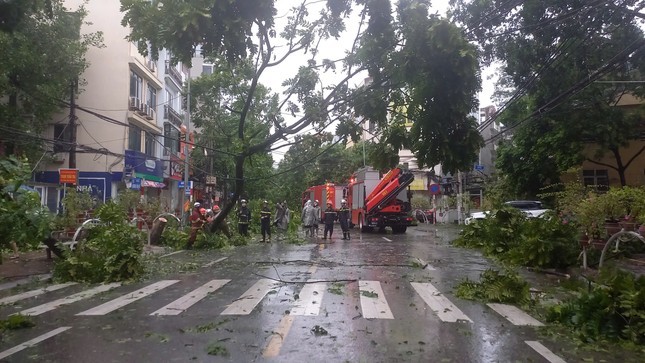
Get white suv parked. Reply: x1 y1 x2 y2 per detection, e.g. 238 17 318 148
464 200 550 225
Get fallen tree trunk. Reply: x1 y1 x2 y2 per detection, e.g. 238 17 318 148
149 218 167 245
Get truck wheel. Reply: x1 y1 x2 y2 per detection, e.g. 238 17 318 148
392 226 407 234
359 214 372 232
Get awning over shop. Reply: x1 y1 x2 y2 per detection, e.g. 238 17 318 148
141 180 166 188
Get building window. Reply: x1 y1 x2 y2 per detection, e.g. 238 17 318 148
53 124 71 152
583 169 609 191
147 84 157 108
145 132 156 156
202 65 213 75
130 71 143 100
164 123 179 156
128 125 141 151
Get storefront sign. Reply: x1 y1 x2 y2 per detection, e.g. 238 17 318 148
124 149 163 182
129 177 142 190
59 168 79 185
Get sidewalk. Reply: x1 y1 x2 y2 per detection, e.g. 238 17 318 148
0 251 53 282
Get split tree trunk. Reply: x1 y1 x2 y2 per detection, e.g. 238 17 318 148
149 218 167 245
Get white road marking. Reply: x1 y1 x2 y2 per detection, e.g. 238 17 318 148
359 280 394 319
0 327 71 360
487 303 544 326
291 282 326 316
382 237 392 242
410 282 472 323
76 280 179 316
160 250 185 258
0 282 77 306
19 283 121 316
151 279 230 316
525 341 567 363
202 257 228 268
263 315 294 358
220 279 279 315
0 274 52 292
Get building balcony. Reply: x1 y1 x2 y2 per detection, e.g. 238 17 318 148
164 61 183 86
164 104 183 128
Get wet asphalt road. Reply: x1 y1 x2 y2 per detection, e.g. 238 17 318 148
0 224 609 362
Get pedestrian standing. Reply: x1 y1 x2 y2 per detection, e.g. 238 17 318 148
237 199 251 236
274 201 287 240
322 202 337 240
338 199 351 240
312 200 321 237
260 200 272 243
301 200 315 237
186 202 206 249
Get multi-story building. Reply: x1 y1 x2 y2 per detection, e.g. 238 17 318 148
33 0 189 213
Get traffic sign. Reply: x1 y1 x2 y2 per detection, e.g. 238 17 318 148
59 169 79 185
475 164 484 171
429 183 441 195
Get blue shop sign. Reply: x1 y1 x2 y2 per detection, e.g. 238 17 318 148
130 177 142 190
124 149 163 182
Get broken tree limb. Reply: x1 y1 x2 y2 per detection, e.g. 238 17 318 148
149 217 167 246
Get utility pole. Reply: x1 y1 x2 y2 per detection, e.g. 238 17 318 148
180 73 191 222
68 80 77 169
457 170 463 225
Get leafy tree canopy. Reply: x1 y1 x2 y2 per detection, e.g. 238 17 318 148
451 0 645 193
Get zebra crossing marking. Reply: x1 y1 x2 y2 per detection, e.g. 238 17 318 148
525 341 567 363
382 237 392 242
19 283 121 316
76 280 179 316
202 257 228 268
0 327 71 360
291 282 326 316
220 279 279 315
487 303 544 326
359 280 394 319
0 282 77 306
151 279 230 316
410 282 472 323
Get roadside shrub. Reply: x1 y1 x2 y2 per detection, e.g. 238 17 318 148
455 269 531 306
455 209 579 269
194 232 229 249
547 268 645 345
54 201 146 283
159 227 189 250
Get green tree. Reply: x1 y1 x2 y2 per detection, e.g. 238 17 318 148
451 0 645 193
122 0 482 224
0 0 102 159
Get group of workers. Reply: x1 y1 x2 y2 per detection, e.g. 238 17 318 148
186 199 291 249
301 199 351 240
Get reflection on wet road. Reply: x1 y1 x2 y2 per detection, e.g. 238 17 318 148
0 224 572 362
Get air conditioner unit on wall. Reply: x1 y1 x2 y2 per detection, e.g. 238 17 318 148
137 103 148 116
145 106 155 120
52 153 65 164
129 97 141 111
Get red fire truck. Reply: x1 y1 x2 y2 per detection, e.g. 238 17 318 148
347 167 415 233
302 182 346 208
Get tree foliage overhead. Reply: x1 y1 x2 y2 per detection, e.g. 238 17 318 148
0 0 102 158
450 0 645 193
121 0 482 222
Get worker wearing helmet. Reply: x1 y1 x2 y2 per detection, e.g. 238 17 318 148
237 199 251 236
186 202 207 249
260 200 272 243
322 201 337 240
338 199 351 240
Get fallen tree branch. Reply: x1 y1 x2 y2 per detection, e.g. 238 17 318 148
252 272 358 284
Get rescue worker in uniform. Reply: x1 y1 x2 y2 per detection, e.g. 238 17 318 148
208 205 231 238
186 202 207 249
260 200 272 243
312 200 321 237
322 201 337 240
338 199 351 240
237 199 251 236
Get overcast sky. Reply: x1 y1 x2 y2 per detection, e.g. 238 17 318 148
261 0 496 162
